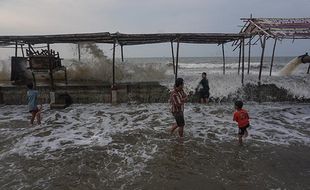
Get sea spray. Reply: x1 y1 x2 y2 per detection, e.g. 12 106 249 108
278 57 302 76
62 43 167 82
0 60 10 81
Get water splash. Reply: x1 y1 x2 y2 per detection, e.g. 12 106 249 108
278 57 302 76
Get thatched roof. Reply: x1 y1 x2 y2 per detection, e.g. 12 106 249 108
240 18 310 39
0 32 245 46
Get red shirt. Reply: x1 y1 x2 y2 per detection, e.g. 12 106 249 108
233 109 250 128
170 88 187 113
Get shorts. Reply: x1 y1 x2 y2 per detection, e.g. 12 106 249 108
199 90 209 99
29 107 39 113
173 112 185 127
238 124 250 136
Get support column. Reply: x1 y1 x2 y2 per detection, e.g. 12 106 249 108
241 38 245 85
121 45 124 62
222 43 226 75
15 41 18 57
269 38 277 76
238 43 241 75
77 43 81 61
170 41 175 75
21 44 24 57
47 43 54 90
111 40 117 104
175 39 180 82
258 35 266 85
247 37 251 74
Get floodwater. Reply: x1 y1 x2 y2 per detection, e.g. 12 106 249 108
0 103 309 190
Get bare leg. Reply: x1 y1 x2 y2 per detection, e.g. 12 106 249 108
36 111 41 125
178 127 184 138
30 112 36 125
244 130 248 138
200 98 204 104
170 123 178 135
238 134 243 145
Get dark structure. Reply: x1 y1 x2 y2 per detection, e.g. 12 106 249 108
236 17 310 84
0 32 246 88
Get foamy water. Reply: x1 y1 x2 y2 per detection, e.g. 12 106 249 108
0 103 309 189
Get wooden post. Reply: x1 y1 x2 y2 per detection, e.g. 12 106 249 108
222 43 226 75
269 38 277 76
247 37 251 74
77 43 81 61
307 64 310 74
21 44 24 57
111 40 117 104
170 41 175 75
258 35 266 85
238 43 241 75
15 41 18 57
112 40 116 86
47 43 54 90
121 45 124 62
241 38 245 85
175 39 180 81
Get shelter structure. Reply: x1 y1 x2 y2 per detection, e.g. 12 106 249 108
0 32 246 89
237 17 310 83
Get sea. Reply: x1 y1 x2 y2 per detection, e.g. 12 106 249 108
0 56 309 189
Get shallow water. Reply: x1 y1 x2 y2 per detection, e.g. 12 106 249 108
0 103 309 189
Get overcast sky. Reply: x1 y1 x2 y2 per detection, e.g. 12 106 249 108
0 0 309 58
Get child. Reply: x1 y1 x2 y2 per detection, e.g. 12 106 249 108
169 78 188 138
196 72 210 104
233 100 250 145
27 83 41 125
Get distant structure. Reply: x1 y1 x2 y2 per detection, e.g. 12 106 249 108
236 17 310 83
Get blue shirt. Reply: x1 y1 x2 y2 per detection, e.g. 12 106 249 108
27 90 38 111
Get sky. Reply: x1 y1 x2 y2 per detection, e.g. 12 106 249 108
0 0 309 58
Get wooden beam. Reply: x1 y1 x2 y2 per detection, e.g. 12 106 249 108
175 39 180 81
241 38 245 85
222 43 226 75
15 41 18 57
170 41 175 75
258 35 266 85
121 45 124 62
247 37 251 74
238 43 241 75
112 40 116 86
77 43 81 61
269 38 277 76
20 44 24 57
47 43 54 90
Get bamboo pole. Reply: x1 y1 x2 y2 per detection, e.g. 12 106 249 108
258 35 266 85
15 41 18 57
175 39 180 81
47 43 54 90
222 43 226 75
77 43 81 61
238 42 241 75
170 41 175 75
269 38 277 76
121 45 124 62
247 37 251 74
21 44 24 57
112 40 116 86
241 38 245 85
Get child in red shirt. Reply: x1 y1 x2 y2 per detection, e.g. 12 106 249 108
233 100 250 145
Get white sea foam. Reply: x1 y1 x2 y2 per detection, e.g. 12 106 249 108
0 103 309 161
